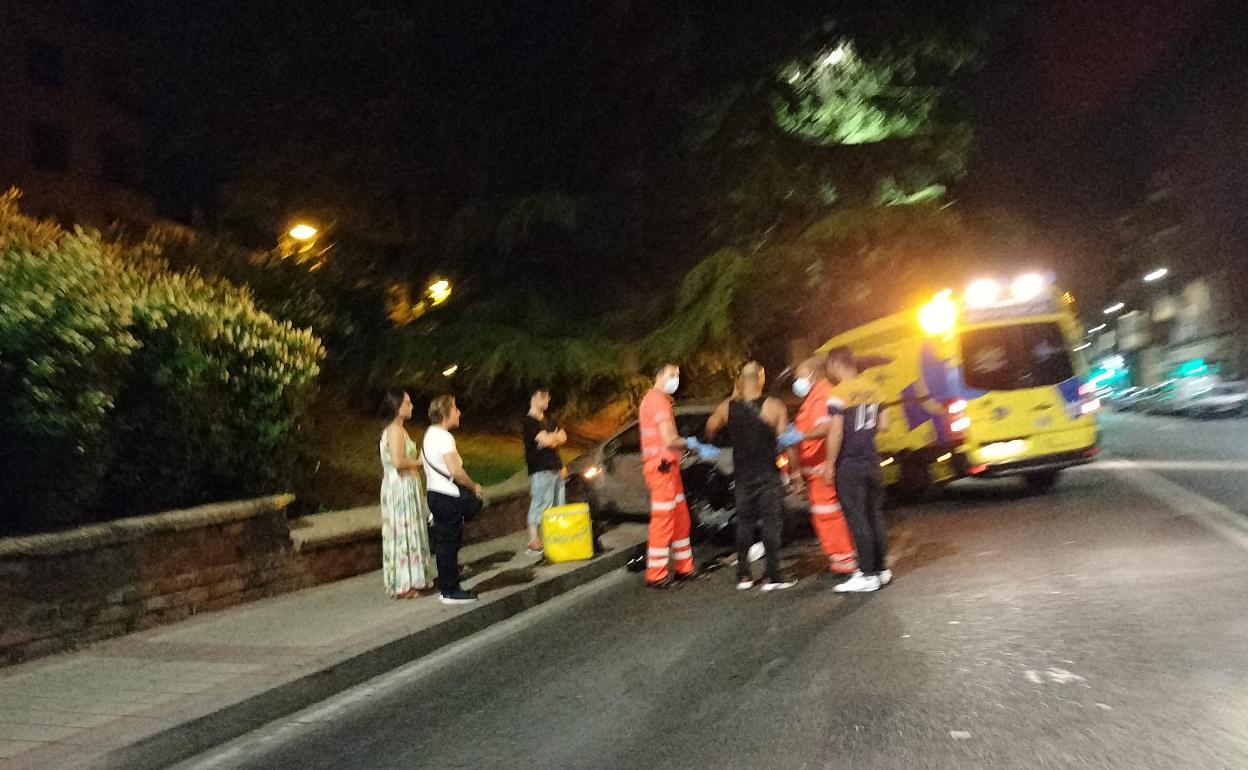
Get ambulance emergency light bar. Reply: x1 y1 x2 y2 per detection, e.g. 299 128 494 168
964 272 1052 309
919 272 1055 335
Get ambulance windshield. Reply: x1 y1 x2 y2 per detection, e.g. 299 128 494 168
960 322 1075 391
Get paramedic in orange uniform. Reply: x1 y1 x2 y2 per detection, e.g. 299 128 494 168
791 356 859 574
639 363 717 588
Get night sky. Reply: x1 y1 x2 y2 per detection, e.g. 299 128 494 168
140 0 1241 307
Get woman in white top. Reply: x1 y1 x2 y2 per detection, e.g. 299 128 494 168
378 390 434 598
423 395 485 605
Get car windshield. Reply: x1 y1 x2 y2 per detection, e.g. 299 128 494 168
960 322 1076 391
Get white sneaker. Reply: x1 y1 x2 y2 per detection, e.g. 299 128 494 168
878 569 893 586
737 578 755 590
833 572 880 593
761 579 796 592
747 542 766 563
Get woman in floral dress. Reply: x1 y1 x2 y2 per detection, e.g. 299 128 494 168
379 390 434 597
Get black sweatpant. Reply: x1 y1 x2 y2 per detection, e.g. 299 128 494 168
734 475 784 582
835 461 887 575
427 490 467 594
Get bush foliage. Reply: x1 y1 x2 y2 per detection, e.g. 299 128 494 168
0 192 323 534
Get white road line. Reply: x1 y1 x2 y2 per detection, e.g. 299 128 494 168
171 569 629 770
1078 459 1248 472
1102 457 1248 553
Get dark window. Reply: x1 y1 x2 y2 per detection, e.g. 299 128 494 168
30 123 71 171
613 425 641 454
960 323 1076 391
26 40 65 88
675 414 709 438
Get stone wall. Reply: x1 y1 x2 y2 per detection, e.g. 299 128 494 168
0 496 294 665
0 484 533 666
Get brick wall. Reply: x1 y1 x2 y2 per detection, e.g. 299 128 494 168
0 497 294 665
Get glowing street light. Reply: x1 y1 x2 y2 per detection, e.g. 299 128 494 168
1103 302 1125 315
427 278 452 306
821 45 847 68
1143 268 1168 283
288 223 319 241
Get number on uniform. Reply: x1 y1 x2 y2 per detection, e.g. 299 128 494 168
854 403 878 431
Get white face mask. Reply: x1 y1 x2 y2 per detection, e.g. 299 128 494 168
792 377 812 398
661 376 680 395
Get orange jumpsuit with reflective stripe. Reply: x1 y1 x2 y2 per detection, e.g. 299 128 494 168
797 379 858 574
639 389 695 583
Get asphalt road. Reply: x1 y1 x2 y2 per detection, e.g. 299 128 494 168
1098 408 1248 517
181 413 1248 769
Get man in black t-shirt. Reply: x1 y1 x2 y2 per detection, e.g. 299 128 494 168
523 387 567 554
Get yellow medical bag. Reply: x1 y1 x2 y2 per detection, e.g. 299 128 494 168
541 503 594 563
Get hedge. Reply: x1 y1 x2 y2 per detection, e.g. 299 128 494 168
0 191 323 534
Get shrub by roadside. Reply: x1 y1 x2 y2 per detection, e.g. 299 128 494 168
0 191 323 535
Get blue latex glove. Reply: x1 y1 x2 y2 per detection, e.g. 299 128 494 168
777 423 804 450
696 443 722 461
684 436 702 451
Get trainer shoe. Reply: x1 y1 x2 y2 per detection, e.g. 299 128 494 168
747 542 766 563
646 578 676 591
675 570 708 583
439 589 479 605
833 572 880 593
761 579 796 592
737 577 755 590
878 569 893 586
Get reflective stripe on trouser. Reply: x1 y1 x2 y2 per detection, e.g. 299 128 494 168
804 470 858 573
644 469 694 583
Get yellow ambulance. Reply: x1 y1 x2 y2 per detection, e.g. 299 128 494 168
817 273 1100 495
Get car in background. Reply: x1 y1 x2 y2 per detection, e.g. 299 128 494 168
565 402 808 532
1177 381 1248 418
1120 383 1170 413
1104 386 1147 410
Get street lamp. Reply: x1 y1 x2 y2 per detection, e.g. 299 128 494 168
1103 302 1125 315
427 278 452 306
1143 268 1169 283
288 223 319 241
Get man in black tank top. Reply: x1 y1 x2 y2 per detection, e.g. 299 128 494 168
706 362 795 591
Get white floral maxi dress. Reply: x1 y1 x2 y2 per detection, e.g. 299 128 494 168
380 432 434 596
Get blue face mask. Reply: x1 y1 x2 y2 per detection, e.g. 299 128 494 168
792 377 812 398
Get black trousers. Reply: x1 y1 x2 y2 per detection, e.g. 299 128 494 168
427 490 467 594
734 475 784 581
835 462 887 574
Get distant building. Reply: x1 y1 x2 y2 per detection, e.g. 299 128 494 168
0 0 154 231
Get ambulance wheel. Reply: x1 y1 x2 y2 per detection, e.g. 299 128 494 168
1023 470 1060 494
896 455 933 502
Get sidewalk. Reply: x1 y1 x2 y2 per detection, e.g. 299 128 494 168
0 523 647 770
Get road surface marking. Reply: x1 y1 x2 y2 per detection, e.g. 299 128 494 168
1080 459 1248 472
1102 457 1248 552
